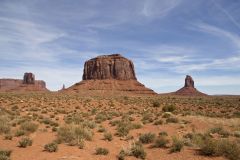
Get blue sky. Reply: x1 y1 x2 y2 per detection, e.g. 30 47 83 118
0 0 240 95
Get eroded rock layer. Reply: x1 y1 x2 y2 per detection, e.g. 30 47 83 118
83 54 136 80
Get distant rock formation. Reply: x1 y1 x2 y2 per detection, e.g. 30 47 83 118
174 75 206 96
0 73 48 92
184 75 194 88
65 54 156 95
23 73 35 84
83 54 136 80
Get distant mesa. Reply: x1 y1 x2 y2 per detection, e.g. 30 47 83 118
65 54 156 95
82 54 136 80
174 75 206 96
0 72 48 92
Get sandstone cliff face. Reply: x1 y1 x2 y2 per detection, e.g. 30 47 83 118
66 54 156 95
175 75 206 96
184 75 194 88
83 54 136 80
23 72 35 84
0 73 48 92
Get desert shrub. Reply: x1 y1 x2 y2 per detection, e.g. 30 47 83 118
97 125 106 132
20 122 38 133
141 113 154 124
153 136 169 148
159 131 168 137
162 112 172 118
208 127 230 138
139 132 156 144
4 134 12 140
170 137 184 153
44 142 58 152
130 123 143 129
0 116 10 134
82 120 96 129
118 149 126 160
162 105 176 112
18 137 32 148
200 138 240 160
14 129 25 137
0 149 11 160
57 125 93 146
233 131 240 138
95 147 109 155
116 122 131 137
103 132 113 141
166 117 179 123
130 141 146 159
154 119 163 125
78 139 85 149
152 101 160 108
95 112 108 123
109 120 121 126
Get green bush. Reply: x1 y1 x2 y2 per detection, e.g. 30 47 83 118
162 105 176 112
170 137 184 153
153 136 169 148
20 122 38 133
103 132 113 141
95 147 109 155
139 133 156 144
0 150 11 160
18 137 32 148
44 142 58 152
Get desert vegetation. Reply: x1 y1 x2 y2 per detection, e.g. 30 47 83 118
0 93 239 160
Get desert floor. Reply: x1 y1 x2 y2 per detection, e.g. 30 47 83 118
0 92 239 160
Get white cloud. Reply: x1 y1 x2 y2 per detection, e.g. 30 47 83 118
212 0 240 30
141 0 181 18
193 22 240 49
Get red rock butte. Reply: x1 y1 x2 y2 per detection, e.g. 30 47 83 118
0 73 48 92
65 54 156 95
174 75 206 96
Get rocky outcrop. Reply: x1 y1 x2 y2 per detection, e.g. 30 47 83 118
23 73 35 84
174 75 206 96
83 54 136 80
0 73 48 92
184 75 194 88
66 54 156 95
